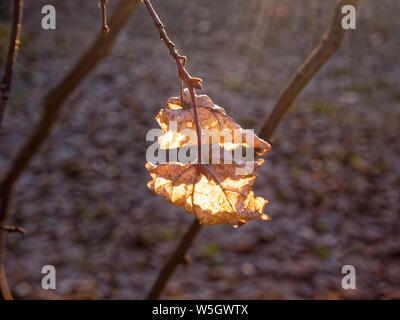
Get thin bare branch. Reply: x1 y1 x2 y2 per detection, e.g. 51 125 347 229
99 0 110 34
0 224 25 235
259 0 360 141
147 219 201 299
0 0 24 127
0 0 141 300
145 0 359 300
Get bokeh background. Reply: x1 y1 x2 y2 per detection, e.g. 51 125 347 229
0 0 399 299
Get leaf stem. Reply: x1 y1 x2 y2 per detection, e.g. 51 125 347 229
142 0 203 163
142 0 201 87
188 86 202 163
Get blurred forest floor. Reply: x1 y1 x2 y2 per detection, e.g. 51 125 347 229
0 0 399 299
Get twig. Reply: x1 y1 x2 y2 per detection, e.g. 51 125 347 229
142 0 202 91
0 224 25 235
145 0 359 299
142 0 203 161
0 0 142 300
147 219 201 299
99 0 110 35
0 0 24 127
0 185 13 300
259 0 360 141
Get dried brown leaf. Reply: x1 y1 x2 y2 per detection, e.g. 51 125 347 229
146 91 271 226
146 160 269 226
157 90 271 156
